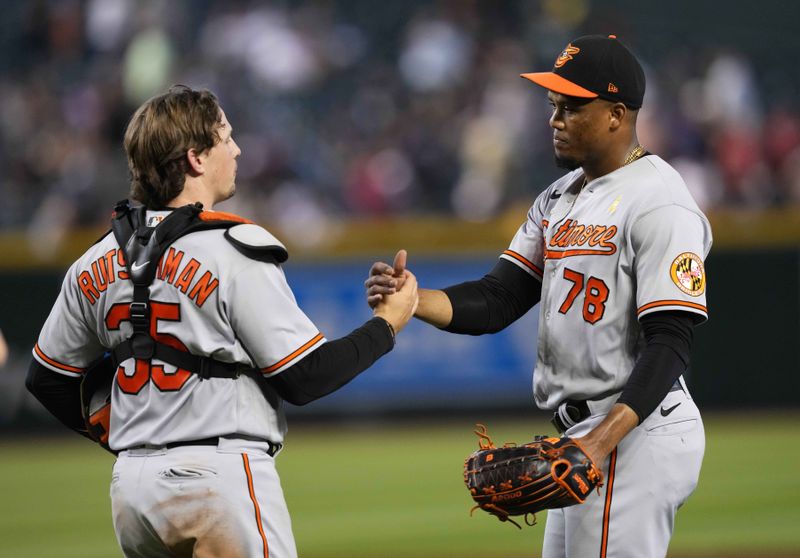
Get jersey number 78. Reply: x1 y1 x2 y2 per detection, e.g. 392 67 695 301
558 268 609 324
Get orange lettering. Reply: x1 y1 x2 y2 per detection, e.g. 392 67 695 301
104 250 116 285
174 258 200 293
599 226 618 249
545 221 618 258
579 225 595 244
588 226 608 246
159 248 184 283
573 474 589 495
117 249 129 280
188 271 219 307
91 260 108 292
78 271 100 304
551 219 574 246
565 225 585 245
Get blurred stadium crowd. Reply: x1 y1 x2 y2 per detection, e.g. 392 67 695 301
1 0 799 244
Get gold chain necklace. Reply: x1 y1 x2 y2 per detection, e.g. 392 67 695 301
580 145 646 190
622 145 646 166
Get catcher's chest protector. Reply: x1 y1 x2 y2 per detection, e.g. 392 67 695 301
82 200 275 450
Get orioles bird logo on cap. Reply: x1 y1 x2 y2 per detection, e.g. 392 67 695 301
554 44 580 68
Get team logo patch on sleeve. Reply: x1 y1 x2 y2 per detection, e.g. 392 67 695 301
670 253 705 296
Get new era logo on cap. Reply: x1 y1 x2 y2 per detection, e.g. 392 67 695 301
520 35 646 109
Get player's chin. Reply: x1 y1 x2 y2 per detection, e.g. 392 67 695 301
225 181 236 200
554 153 581 171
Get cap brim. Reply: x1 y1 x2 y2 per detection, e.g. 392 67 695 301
520 72 598 98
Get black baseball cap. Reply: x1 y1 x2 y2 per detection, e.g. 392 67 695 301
521 35 645 109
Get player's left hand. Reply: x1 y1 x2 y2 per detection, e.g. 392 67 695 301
365 249 408 308
570 434 606 467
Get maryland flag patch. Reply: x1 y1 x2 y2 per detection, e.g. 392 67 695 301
670 253 706 296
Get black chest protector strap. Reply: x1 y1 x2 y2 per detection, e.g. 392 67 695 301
110 200 252 380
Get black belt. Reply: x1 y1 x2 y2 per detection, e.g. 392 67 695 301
552 379 684 434
164 437 220 449
129 437 283 457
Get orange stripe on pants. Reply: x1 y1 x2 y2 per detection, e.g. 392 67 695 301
242 453 270 558
599 448 618 558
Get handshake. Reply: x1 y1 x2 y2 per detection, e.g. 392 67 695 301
365 249 419 336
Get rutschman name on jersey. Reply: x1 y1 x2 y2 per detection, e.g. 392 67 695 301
33 211 326 450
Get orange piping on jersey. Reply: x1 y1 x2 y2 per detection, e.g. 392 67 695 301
242 454 270 558
199 211 254 224
637 300 707 315
261 333 325 374
502 250 543 276
600 448 617 558
33 344 85 374
545 247 617 259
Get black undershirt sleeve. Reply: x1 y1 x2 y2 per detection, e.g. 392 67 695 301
617 311 695 424
264 317 395 406
441 259 542 335
27 318 394 417
26 360 91 438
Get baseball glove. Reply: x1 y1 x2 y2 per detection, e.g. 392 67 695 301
463 424 603 528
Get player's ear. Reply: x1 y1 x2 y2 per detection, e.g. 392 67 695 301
186 148 204 176
609 103 626 130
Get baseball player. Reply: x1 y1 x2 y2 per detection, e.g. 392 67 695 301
367 35 710 557
26 85 419 558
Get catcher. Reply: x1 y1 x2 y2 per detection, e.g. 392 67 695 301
26 85 419 558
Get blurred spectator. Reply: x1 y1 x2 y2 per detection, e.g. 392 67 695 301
0 0 798 254
0 329 7 368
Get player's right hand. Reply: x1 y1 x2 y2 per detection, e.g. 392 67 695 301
372 269 418 334
365 249 407 309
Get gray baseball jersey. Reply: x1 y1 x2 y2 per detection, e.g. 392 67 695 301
500 155 712 409
33 210 325 450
